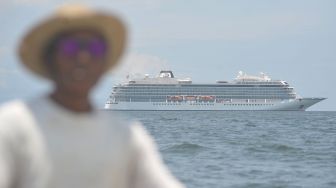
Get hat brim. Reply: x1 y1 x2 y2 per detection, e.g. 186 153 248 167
18 11 126 79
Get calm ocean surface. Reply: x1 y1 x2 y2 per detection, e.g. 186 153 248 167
116 111 336 188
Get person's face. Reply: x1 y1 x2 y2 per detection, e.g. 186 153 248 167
48 30 107 96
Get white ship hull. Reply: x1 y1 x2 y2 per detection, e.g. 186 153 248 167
105 98 325 111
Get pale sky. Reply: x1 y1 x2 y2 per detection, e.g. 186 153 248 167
0 0 335 110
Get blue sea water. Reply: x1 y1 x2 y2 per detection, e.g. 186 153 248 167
118 111 336 188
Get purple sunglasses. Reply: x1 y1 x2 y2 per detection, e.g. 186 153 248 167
57 38 107 58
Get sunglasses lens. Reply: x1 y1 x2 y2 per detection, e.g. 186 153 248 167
57 38 107 58
89 40 107 57
58 39 80 57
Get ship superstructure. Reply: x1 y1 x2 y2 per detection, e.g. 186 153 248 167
105 71 325 111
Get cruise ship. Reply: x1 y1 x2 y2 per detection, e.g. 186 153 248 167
104 71 325 111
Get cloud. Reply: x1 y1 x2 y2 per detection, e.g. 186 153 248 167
109 52 169 81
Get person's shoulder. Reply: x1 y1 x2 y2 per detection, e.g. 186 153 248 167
0 96 48 116
129 121 154 147
96 110 133 130
0 100 30 120
96 110 131 126
96 111 146 139
0 99 35 138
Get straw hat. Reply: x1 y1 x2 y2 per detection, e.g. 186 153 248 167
18 4 127 79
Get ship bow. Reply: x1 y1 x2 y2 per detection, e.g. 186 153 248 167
299 98 326 110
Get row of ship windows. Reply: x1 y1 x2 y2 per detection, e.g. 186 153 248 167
114 93 294 97
114 88 293 91
115 91 294 94
113 89 294 93
113 95 294 99
120 85 290 88
114 96 292 100
114 93 294 95
151 103 275 106
114 93 295 96
114 99 291 102
118 87 294 91
153 103 215 106
221 103 275 106
234 82 285 85
122 84 286 87
115 92 294 95
114 91 295 94
113 97 290 100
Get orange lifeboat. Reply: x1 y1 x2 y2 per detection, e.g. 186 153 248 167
168 96 183 102
185 96 196 101
199 96 215 101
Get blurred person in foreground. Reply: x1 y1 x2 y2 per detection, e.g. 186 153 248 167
0 5 184 188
